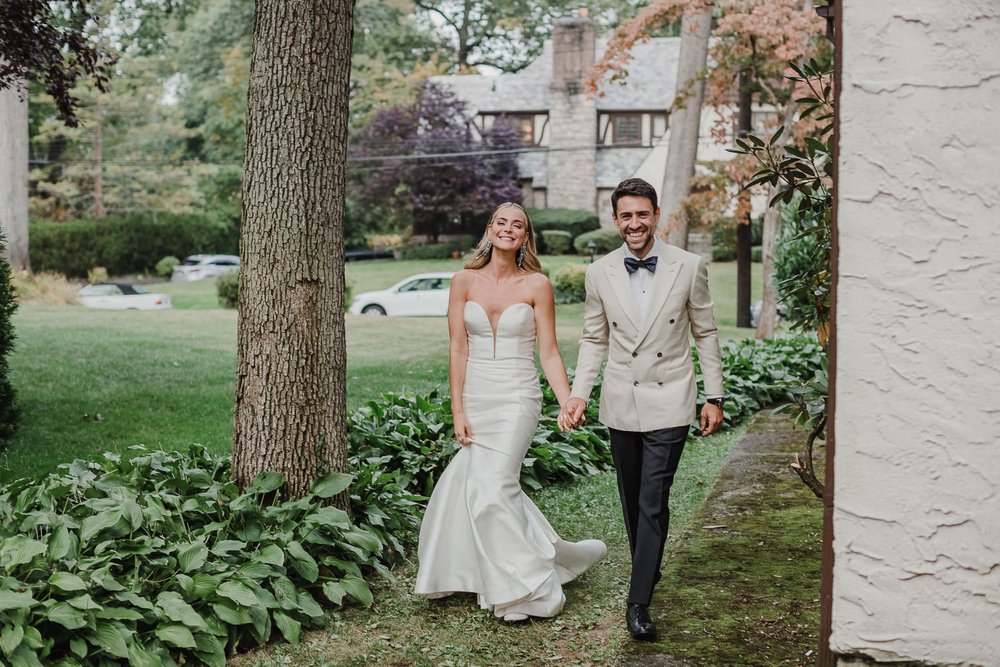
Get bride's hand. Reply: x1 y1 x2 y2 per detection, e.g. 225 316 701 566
454 413 474 446
556 408 573 433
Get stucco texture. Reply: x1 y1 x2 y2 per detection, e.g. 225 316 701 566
833 2 1000 664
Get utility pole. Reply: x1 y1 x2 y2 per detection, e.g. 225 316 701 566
736 67 753 328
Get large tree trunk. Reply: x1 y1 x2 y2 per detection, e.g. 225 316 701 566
232 0 354 502
755 104 797 339
0 80 29 271
661 1 714 248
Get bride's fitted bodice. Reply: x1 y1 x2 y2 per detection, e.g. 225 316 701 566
464 301 536 362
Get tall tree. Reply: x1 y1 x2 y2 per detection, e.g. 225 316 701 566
231 0 355 500
662 1 714 249
350 82 521 240
0 81 29 270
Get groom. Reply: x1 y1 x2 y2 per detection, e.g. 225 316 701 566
566 177 725 642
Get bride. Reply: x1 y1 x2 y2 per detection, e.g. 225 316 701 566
414 202 607 622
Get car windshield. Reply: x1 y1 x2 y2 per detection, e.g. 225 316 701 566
181 258 204 265
129 284 150 294
80 284 123 296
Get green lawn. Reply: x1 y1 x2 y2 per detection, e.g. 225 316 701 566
3 257 761 480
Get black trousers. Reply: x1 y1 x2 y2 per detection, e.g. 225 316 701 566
610 425 689 606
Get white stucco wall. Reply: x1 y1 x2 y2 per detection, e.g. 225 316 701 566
833 2 1000 664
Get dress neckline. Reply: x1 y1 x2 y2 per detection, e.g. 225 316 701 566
466 300 533 358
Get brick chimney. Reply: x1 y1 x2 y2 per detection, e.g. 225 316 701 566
546 11 597 212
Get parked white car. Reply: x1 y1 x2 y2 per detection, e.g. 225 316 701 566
78 283 172 310
170 254 240 282
348 272 454 316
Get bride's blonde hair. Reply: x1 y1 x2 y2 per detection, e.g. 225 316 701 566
464 202 542 273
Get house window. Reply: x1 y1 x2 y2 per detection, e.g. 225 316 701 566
612 114 641 144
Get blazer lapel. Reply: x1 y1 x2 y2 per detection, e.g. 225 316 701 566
634 251 682 346
603 246 640 329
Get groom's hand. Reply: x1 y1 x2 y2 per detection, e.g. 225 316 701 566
566 397 588 427
699 403 723 436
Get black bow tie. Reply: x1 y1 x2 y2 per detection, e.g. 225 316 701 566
624 256 658 274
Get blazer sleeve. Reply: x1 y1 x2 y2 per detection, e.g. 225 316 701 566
570 265 609 401
688 257 725 397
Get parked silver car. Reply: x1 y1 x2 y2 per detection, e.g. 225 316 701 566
78 282 172 310
170 254 240 282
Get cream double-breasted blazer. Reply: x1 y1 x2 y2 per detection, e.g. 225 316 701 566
569 241 724 432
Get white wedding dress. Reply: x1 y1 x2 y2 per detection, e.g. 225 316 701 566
414 301 607 619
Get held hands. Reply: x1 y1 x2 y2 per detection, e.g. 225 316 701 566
699 403 724 437
454 413 474 446
558 397 588 432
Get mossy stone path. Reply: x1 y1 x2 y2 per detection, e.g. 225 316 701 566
619 413 825 667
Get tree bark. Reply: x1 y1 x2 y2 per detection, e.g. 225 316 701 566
736 68 753 328
232 0 354 502
92 101 104 219
0 80 29 271
662 2 714 249
755 104 797 339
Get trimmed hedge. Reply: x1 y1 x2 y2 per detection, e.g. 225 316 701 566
573 228 622 255
540 229 573 255
552 263 588 304
528 208 600 254
0 231 17 450
30 213 239 278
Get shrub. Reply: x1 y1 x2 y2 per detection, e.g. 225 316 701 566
10 271 79 305
217 270 240 309
552 263 588 304
540 229 573 255
773 196 827 329
527 208 600 240
751 246 762 263
573 228 621 255
156 255 180 278
0 447 385 666
711 216 762 262
87 266 108 283
30 213 239 278
399 243 455 260
0 233 17 449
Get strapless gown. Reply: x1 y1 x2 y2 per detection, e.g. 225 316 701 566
414 301 607 619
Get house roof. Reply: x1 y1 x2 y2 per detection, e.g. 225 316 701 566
432 37 682 115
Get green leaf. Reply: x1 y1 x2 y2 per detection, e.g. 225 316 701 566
251 544 284 567
114 591 154 610
189 572 221 599
273 611 301 644
126 642 163 667
96 606 145 621
0 536 48 568
0 624 24 656
177 541 209 573
48 524 75 561
0 590 35 611
216 580 258 607
90 621 130 659
296 589 323 618
69 637 87 659
236 561 273 580
156 592 205 628
67 594 102 611
193 632 227 667
248 471 285 493
19 627 41 650
322 581 346 605
79 509 123 543
272 577 299 611
8 645 43 667
340 576 374 607
155 624 197 649
210 539 247 556
48 571 88 592
343 528 382 554
46 602 87 629
211 601 252 625
311 472 353 498
286 541 319 582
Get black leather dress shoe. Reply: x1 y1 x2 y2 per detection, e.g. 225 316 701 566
626 603 657 641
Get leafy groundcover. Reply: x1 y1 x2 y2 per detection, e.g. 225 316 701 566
0 336 821 665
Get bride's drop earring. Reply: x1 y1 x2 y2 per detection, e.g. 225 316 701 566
516 245 525 267
480 239 493 256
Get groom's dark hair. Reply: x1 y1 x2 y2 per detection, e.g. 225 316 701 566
611 178 658 215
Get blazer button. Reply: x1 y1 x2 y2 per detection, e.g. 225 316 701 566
657 352 663 357
633 381 639 386
658 381 663 386
669 318 676 324
612 321 618 327
632 352 637 358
